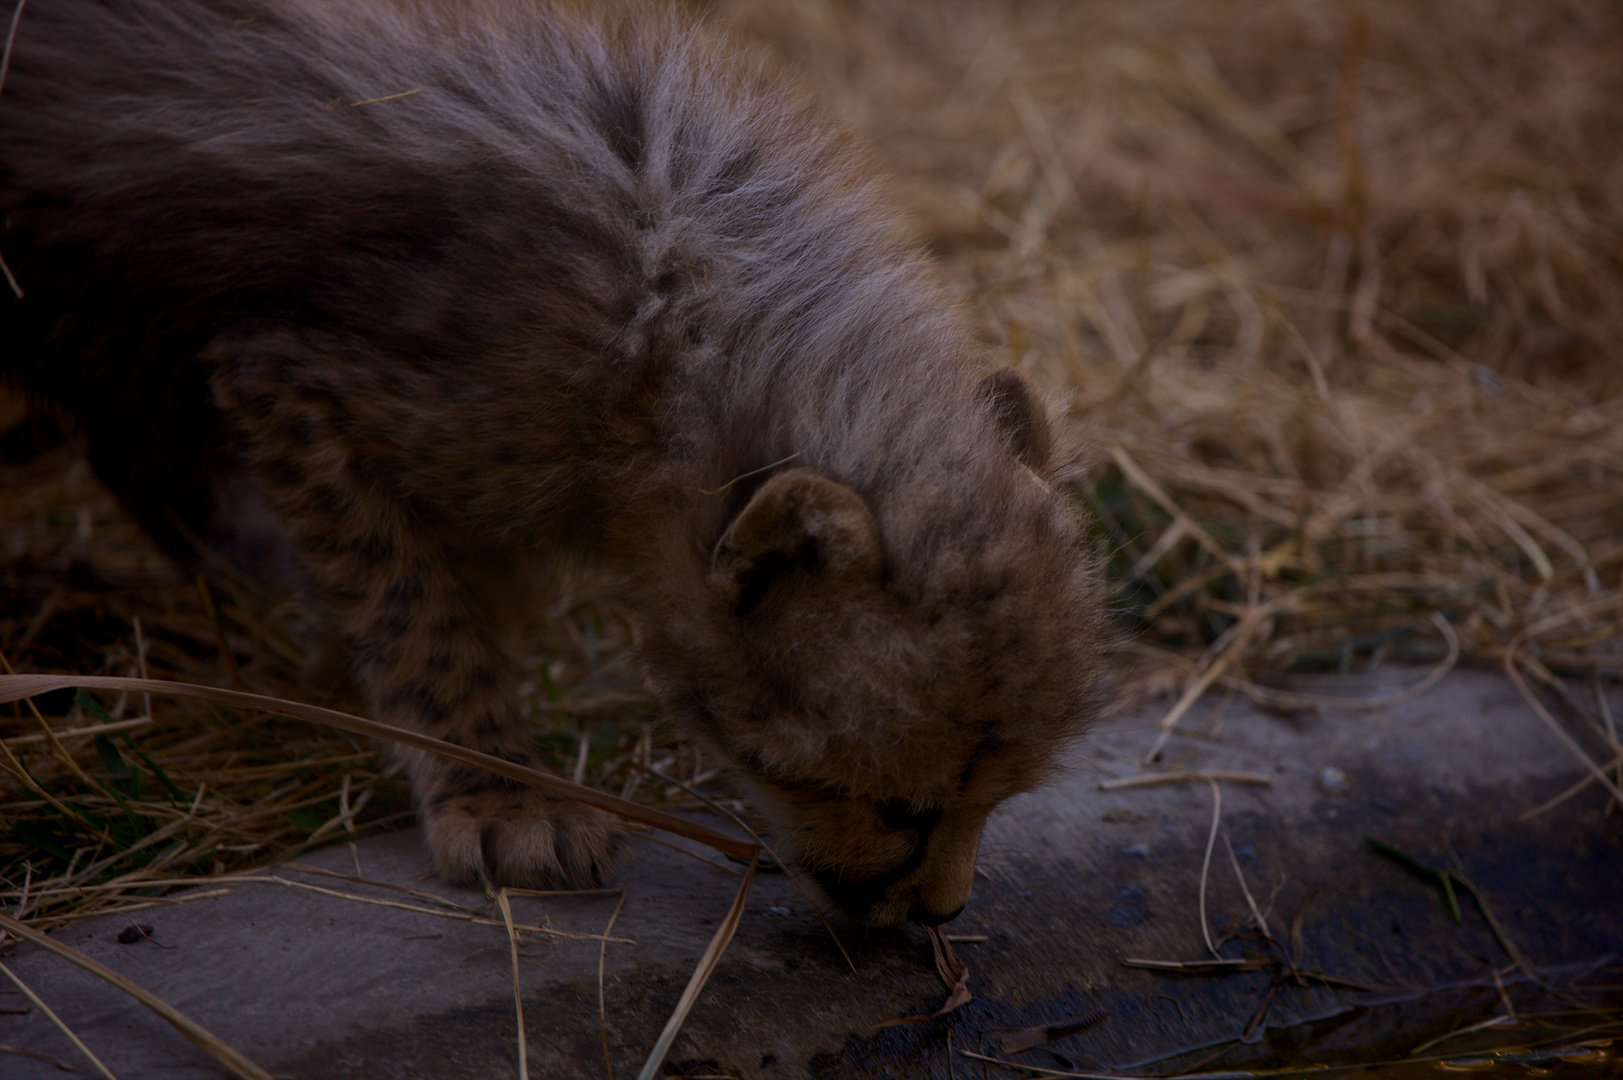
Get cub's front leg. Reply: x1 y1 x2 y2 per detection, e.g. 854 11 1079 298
309 511 621 888
221 363 619 888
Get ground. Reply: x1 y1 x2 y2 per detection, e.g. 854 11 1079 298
3 0 1622 1076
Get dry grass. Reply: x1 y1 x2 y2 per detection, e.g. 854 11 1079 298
720 0 1623 778
3 0 1621 934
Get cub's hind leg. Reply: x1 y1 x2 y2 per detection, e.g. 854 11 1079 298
218 346 619 889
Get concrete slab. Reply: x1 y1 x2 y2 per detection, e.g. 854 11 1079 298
3 666 1620 1078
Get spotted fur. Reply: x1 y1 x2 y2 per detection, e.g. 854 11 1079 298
0 0 1111 924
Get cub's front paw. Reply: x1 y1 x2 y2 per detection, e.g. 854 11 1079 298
420 778 621 889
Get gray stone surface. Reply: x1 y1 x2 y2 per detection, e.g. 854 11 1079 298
3 666 1620 1078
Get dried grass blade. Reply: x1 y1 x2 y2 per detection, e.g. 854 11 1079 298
27 889 237 929
0 957 119 1080
646 764 855 974
957 1048 1154 1079
235 874 629 942
1123 519 1188 585
1503 659 1623 806
634 854 757 1080
0 674 757 859
1517 750 1623 822
598 889 628 1080
1199 776 1221 959
1245 612 1459 712
3 716 153 750
1408 1014 1514 1057
1144 605 1272 763
0 911 272 1080
1223 834 1271 940
928 924 972 1014
874 933 973 1028
1108 444 1242 574
1099 770 1272 791
996 1009 1109 1055
1470 486 1554 581
494 888 528 1080
0 0 25 102
277 862 479 913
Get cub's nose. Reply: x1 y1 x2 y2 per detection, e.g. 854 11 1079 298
907 899 966 926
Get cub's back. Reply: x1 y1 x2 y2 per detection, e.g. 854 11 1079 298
0 0 959 541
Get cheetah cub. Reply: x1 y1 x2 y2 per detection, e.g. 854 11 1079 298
1 0 1110 925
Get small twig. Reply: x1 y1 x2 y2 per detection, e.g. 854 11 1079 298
10 861 31 922
24 888 235 927
1122 956 1268 973
1491 962 1518 1024
1239 982 1277 1042
0 650 101 793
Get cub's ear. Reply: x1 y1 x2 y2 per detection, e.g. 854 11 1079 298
711 468 882 614
977 368 1052 473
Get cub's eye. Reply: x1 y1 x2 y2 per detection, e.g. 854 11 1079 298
877 798 937 832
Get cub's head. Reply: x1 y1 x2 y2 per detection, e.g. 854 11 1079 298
643 370 1110 926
